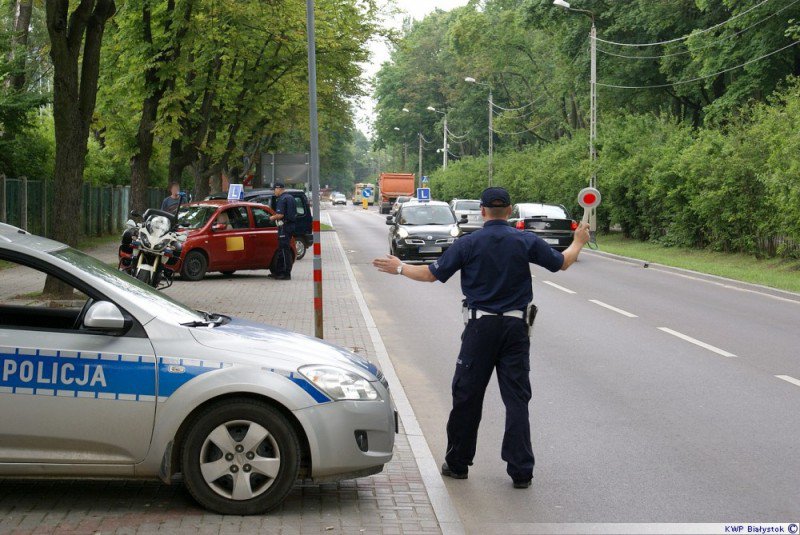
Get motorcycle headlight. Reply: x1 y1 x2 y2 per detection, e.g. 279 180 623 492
140 234 151 248
450 226 461 237
397 228 409 239
146 215 171 235
298 365 380 401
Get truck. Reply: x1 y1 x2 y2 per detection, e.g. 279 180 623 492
377 173 416 214
353 182 376 206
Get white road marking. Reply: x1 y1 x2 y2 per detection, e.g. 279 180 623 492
542 280 576 294
775 375 800 388
332 231 464 535
657 327 737 358
589 299 638 318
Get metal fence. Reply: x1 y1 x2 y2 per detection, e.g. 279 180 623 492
0 174 166 237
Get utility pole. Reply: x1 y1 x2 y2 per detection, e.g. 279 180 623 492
590 21 597 191
305 0 323 339
418 132 423 186
442 114 448 170
488 88 494 187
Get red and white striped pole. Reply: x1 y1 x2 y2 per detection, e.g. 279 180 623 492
306 0 323 339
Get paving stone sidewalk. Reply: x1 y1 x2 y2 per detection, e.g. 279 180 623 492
0 217 440 535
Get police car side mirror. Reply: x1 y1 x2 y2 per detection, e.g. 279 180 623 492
385 216 394 225
83 301 128 332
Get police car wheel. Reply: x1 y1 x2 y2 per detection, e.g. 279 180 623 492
295 240 306 260
182 400 301 515
182 251 208 281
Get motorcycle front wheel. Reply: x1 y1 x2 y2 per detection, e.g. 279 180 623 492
136 269 152 285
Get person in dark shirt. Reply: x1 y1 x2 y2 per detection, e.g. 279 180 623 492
373 187 590 489
269 183 297 280
160 182 182 214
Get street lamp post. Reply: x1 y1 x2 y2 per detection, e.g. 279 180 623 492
427 106 448 170
553 0 596 192
393 127 409 171
401 107 423 184
464 77 493 186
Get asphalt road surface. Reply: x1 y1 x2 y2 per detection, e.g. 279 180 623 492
327 204 800 532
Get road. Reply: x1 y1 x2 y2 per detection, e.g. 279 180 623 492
327 204 800 532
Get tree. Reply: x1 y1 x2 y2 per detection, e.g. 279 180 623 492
43 0 115 294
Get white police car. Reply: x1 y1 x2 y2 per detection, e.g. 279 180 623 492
0 223 395 515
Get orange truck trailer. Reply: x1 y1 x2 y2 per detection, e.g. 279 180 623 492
378 173 416 214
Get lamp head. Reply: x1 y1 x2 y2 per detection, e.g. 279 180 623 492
464 77 476 83
426 106 436 112
553 0 571 8
402 107 410 113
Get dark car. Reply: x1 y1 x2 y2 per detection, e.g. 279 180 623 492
206 188 312 259
508 203 577 251
386 201 464 262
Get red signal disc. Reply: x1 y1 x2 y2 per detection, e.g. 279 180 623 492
583 193 597 205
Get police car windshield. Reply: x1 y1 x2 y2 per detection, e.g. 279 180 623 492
399 205 456 225
50 248 205 324
177 206 218 229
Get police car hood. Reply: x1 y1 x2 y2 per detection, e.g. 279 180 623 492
189 317 380 378
402 224 455 235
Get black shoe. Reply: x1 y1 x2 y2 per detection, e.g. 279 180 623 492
512 479 532 489
441 463 468 480
268 274 291 280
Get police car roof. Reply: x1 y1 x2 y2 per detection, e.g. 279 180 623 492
404 199 449 207
0 223 68 253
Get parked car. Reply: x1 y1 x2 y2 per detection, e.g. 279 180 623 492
176 201 291 281
206 189 312 260
386 201 463 262
508 203 577 251
332 193 347 206
0 222 395 515
449 199 483 234
390 196 411 216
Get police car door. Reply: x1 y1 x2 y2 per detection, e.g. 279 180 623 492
0 257 157 466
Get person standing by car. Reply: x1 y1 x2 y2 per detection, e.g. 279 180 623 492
269 183 296 280
372 187 590 489
160 182 183 214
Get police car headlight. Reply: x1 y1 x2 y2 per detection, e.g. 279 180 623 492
449 226 461 237
397 228 409 239
298 365 380 401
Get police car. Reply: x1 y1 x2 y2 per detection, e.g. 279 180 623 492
0 223 395 515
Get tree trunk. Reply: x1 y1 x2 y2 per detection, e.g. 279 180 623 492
5 0 33 91
44 0 116 295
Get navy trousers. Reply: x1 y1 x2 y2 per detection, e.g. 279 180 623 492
275 224 295 276
444 315 534 481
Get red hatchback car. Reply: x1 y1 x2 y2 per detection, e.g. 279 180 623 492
176 201 293 281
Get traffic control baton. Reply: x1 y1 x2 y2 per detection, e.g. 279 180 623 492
577 187 601 232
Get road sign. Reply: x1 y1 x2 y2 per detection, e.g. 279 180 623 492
362 188 373 198
420 175 429 184
227 184 244 201
417 188 431 202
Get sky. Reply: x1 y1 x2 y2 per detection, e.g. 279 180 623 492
355 0 470 136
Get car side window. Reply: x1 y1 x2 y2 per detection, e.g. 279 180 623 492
252 207 276 229
226 207 250 229
294 196 306 216
0 258 92 332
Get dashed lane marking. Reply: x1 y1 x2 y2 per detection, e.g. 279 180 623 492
542 280 576 294
658 327 737 358
775 375 800 388
589 299 638 318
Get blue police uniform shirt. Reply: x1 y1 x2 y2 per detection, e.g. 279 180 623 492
428 219 565 314
275 193 297 226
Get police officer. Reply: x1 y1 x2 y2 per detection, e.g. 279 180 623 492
269 183 296 280
373 187 590 489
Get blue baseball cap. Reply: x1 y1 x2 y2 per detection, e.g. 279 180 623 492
480 187 511 207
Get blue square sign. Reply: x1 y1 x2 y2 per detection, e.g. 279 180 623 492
417 188 431 201
227 184 244 201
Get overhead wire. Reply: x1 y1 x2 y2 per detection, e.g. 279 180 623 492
490 117 554 136
595 0 800 60
597 39 800 88
596 0 775 47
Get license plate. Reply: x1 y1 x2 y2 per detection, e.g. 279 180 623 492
419 246 442 254
544 238 559 245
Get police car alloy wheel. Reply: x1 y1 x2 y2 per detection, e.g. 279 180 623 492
181 399 300 515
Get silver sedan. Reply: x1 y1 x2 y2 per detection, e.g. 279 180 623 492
0 223 395 515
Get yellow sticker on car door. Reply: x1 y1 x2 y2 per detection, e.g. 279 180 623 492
226 236 245 252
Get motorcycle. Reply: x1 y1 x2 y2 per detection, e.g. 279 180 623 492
118 208 187 289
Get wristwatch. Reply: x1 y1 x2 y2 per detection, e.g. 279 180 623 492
396 264 404 275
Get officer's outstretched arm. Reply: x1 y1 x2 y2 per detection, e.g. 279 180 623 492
372 255 437 282
560 222 590 271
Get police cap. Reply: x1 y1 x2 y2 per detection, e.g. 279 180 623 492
273 182 286 189
480 187 511 208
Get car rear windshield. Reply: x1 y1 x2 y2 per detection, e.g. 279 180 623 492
454 201 481 211
520 205 568 219
177 205 218 229
399 205 455 225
